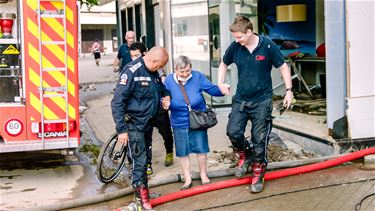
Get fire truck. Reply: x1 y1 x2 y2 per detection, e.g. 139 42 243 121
0 0 79 153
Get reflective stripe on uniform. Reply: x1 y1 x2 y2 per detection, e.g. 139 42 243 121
134 77 151 81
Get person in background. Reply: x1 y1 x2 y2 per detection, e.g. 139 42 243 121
128 42 175 176
91 39 101 66
111 46 170 210
217 16 293 193
113 30 136 72
163 55 224 190
129 42 147 60
111 31 136 94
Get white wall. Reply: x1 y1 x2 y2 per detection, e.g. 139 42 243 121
346 0 375 139
325 0 347 130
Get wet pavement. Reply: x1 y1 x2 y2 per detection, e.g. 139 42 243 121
78 54 118 85
0 151 85 209
154 163 375 210
66 162 375 211
73 54 375 210
1 54 374 210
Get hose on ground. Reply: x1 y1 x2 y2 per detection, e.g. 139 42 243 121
150 147 375 206
30 150 370 211
197 177 375 211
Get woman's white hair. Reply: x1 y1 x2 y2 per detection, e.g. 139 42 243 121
174 55 192 69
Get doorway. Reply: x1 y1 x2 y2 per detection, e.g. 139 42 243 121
81 29 104 54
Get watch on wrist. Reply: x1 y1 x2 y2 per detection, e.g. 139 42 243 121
286 87 293 92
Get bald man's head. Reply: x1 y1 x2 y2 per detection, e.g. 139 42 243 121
143 46 169 72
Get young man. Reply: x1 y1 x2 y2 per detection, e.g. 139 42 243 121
218 16 293 193
128 42 175 175
129 42 147 60
111 46 169 210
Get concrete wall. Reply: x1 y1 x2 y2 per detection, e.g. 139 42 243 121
346 0 375 139
325 0 347 130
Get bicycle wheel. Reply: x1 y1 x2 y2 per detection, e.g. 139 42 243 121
97 133 127 183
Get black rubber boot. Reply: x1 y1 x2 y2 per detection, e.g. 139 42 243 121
235 142 254 177
249 162 267 193
134 185 153 210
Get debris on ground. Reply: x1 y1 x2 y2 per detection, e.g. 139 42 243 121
273 94 326 116
212 143 315 168
267 144 315 162
79 105 87 114
269 132 288 149
292 98 326 116
79 143 101 165
80 83 97 93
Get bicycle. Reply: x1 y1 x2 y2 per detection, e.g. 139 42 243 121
96 132 128 183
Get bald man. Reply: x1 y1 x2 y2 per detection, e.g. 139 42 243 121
111 46 169 210
113 31 136 72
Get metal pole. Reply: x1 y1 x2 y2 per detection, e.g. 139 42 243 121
116 0 123 46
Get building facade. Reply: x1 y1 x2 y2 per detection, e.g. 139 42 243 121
80 2 117 56
116 0 374 140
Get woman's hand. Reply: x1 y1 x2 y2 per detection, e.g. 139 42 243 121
218 83 231 95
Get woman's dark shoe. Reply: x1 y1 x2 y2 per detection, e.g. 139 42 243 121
180 182 192 190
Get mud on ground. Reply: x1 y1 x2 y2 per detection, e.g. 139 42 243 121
212 144 315 168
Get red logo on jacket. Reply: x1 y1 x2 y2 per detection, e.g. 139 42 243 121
256 55 266 60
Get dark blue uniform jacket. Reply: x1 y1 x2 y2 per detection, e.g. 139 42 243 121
111 57 169 134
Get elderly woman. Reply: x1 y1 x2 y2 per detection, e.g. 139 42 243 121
163 55 224 190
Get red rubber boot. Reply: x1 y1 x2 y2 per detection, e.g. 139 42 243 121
134 185 153 210
235 150 252 177
250 162 267 193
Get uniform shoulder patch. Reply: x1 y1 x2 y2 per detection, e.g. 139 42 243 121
129 62 142 73
119 73 128 85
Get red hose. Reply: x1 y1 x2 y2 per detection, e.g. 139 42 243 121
151 147 375 207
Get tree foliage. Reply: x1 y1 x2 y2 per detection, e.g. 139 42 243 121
78 0 99 10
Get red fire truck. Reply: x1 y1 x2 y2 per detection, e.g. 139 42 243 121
0 0 79 153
